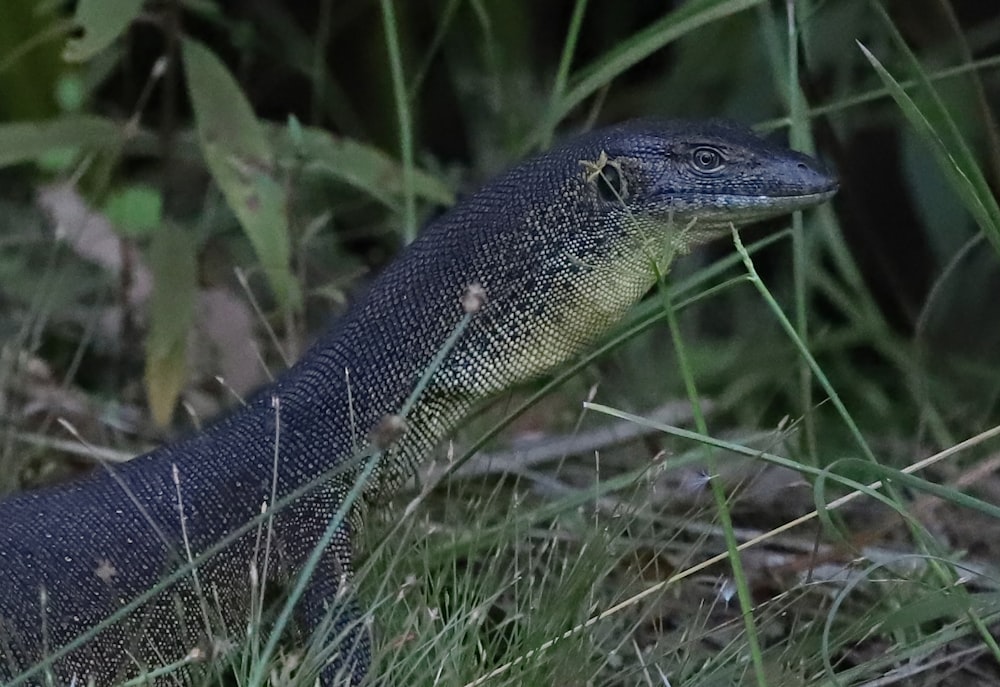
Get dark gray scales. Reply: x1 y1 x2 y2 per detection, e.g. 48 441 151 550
0 120 837 686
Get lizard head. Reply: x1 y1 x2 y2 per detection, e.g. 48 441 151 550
577 118 838 226
568 119 838 259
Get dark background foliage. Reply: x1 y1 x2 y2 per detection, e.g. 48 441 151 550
1 1 1000 684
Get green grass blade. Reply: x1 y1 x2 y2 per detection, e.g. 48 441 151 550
526 0 764 150
379 0 417 244
858 31 1000 255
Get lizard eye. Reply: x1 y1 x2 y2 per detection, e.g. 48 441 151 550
691 146 724 173
596 163 627 202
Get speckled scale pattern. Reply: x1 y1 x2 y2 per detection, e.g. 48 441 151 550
0 119 836 686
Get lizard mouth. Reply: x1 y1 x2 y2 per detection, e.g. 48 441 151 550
644 186 838 228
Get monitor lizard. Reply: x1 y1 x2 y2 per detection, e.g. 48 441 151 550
0 119 837 686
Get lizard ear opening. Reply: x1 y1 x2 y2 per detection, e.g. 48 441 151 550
596 162 628 203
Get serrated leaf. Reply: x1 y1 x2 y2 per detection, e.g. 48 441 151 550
182 38 300 310
145 228 196 427
64 0 145 62
0 115 125 169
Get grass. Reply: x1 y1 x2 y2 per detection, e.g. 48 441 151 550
1 0 999 686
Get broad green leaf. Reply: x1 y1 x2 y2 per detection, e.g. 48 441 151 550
0 115 124 168
879 588 971 634
273 124 455 208
54 73 86 112
144 228 197 427
64 0 144 62
182 38 300 310
145 338 188 428
104 184 162 237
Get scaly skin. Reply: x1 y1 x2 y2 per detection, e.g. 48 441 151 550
0 119 837 686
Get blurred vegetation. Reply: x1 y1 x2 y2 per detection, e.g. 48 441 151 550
1 0 1000 685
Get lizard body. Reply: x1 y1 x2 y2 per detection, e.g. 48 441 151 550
0 119 837 686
